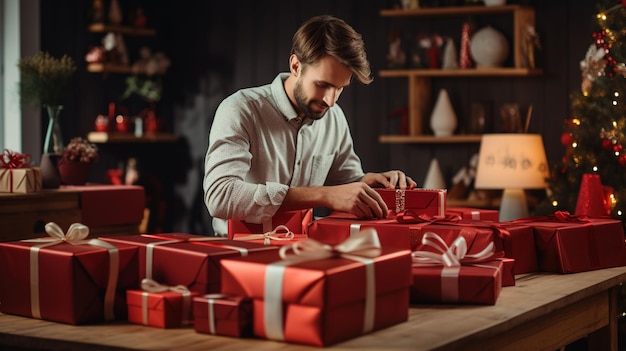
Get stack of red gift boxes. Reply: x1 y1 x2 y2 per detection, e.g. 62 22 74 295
1 188 626 347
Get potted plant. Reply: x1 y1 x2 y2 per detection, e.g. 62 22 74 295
18 51 76 154
57 137 99 185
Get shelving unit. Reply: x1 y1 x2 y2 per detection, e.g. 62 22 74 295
379 4 541 143
87 132 179 144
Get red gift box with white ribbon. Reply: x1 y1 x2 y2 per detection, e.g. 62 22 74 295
376 188 446 216
127 278 200 328
410 232 503 305
227 209 313 239
193 294 253 338
219 228 412 347
0 222 139 324
446 207 499 222
231 225 308 246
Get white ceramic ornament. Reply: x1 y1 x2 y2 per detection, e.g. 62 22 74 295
429 89 457 137
423 158 446 189
470 26 510 67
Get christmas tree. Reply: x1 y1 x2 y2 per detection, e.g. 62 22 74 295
535 0 626 220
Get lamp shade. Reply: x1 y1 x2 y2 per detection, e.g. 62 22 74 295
475 134 549 190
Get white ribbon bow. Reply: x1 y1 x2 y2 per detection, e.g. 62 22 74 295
411 232 495 267
234 225 295 246
278 227 382 261
24 222 90 244
141 278 189 295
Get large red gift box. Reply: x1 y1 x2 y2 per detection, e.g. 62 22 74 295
193 294 253 337
227 209 313 239
100 234 277 294
376 188 446 216
307 216 413 250
127 278 200 328
220 229 412 347
410 232 503 305
529 215 626 273
0 223 139 324
497 222 538 274
446 207 499 222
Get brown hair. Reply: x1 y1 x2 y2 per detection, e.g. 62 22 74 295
291 15 373 85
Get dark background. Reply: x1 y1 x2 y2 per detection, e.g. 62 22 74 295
38 0 598 233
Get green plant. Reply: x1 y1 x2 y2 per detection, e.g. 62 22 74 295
18 51 76 107
60 137 99 164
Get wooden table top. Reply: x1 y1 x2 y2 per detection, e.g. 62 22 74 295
1 266 625 351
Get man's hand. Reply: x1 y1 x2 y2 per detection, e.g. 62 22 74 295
325 182 389 219
361 170 417 190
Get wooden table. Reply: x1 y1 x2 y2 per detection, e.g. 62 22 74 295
0 266 624 350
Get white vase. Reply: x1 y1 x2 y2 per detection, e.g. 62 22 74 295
423 158 446 189
429 89 457 137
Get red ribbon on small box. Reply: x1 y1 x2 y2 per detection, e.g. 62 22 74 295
0 149 32 192
140 278 192 326
411 232 496 302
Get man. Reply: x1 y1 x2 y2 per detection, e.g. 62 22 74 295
204 15 416 236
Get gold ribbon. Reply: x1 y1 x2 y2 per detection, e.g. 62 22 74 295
22 222 119 321
264 228 382 341
140 278 192 326
233 225 295 245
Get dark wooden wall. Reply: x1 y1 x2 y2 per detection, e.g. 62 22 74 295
39 0 598 231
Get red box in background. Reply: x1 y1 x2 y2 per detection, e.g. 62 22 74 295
375 188 446 216
60 185 145 228
193 294 253 338
100 234 277 294
446 207 499 222
227 209 313 239
531 217 626 273
127 288 201 328
497 222 538 274
220 248 412 347
0 239 138 325
410 259 503 305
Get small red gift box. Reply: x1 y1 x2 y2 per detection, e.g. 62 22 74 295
100 234 277 294
446 207 499 222
231 225 308 246
0 222 139 324
227 209 313 239
307 216 413 250
497 222 538 274
127 278 200 328
529 214 626 273
375 188 446 216
193 294 253 338
410 232 503 305
220 229 412 347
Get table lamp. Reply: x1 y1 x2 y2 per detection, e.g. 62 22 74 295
474 134 549 222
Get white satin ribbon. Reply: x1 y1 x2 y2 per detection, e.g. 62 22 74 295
233 225 295 246
264 228 382 341
141 237 180 279
22 222 120 321
411 232 495 302
140 278 191 325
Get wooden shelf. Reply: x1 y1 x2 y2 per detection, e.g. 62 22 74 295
380 4 533 17
379 134 482 144
379 67 542 78
87 23 156 36
87 132 179 144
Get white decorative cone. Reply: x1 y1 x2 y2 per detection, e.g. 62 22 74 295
423 158 446 189
430 89 458 136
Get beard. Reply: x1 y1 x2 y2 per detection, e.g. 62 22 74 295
294 79 328 121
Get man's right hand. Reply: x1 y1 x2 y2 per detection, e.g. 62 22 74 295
324 182 388 219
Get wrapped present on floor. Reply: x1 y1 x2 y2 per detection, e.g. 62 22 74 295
410 232 503 305
446 207 499 222
227 208 313 239
231 225 308 246
497 222 538 274
100 234 278 294
0 222 139 325
193 294 253 338
220 228 412 347
127 278 200 329
526 211 626 273
0 149 41 193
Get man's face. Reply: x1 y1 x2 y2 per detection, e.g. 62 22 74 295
293 55 352 120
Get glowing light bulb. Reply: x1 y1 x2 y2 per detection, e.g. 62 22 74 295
572 142 578 148
592 166 598 172
572 118 581 125
613 121 618 127
551 200 558 207
613 100 618 106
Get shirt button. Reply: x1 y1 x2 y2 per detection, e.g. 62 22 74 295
297 160 301 166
